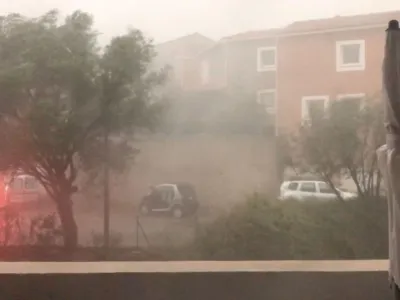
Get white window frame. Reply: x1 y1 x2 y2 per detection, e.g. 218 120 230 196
301 95 330 121
336 93 366 110
336 40 366 72
257 47 277 72
257 89 276 114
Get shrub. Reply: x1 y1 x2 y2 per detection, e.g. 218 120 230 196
193 194 388 260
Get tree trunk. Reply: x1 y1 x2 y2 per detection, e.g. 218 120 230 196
103 126 110 251
56 193 78 251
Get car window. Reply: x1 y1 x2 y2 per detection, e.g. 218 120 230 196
24 177 37 190
287 182 299 191
318 182 335 194
299 182 316 192
11 178 24 191
157 186 175 202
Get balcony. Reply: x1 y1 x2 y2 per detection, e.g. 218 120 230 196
0 260 390 299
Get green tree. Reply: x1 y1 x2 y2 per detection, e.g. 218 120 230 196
291 98 385 199
0 10 164 250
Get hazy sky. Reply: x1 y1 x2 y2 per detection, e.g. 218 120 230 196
0 0 399 44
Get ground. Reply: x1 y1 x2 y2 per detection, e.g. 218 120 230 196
3 134 278 248
0 132 278 248
10 200 218 248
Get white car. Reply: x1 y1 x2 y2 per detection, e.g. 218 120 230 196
279 180 357 201
5 174 48 204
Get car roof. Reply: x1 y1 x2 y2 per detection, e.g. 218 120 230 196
155 182 194 187
285 180 326 184
155 184 176 188
13 174 35 179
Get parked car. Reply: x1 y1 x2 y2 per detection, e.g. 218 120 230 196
139 183 199 218
279 180 357 201
5 174 48 205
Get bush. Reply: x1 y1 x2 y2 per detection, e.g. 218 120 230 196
193 194 388 260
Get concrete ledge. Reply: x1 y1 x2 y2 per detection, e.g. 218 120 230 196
0 261 391 300
0 259 388 274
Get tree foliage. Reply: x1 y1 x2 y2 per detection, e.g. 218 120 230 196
289 98 385 199
0 10 164 249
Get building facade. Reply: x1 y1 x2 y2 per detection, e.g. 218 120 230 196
276 11 398 132
153 33 214 91
172 10 400 133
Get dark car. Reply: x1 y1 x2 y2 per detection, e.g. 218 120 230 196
139 183 198 218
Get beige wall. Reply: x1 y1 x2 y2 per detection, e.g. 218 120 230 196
117 134 276 209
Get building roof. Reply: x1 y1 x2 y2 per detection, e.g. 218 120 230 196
154 33 215 66
207 10 400 45
221 29 281 42
284 10 400 34
156 33 214 49
196 29 280 56
195 10 400 58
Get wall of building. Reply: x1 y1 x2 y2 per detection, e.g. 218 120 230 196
154 34 215 91
226 38 277 93
198 45 227 90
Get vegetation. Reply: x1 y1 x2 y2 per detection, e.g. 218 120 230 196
0 10 164 249
189 99 388 261
192 194 387 260
0 10 387 262
286 98 385 200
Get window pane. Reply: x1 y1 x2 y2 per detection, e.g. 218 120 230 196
307 100 325 119
25 178 37 190
158 186 175 202
341 44 360 64
299 182 316 192
288 182 298 191
260 49 275 67
318 182 335 194
12 178 23 191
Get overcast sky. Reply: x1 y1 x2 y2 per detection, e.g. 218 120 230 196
0 0 399 44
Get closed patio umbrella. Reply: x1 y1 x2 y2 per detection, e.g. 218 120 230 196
377 19 400 299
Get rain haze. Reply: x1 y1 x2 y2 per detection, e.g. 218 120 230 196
0 0 398 42
0 0 396 271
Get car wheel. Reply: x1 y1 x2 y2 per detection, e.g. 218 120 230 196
172 206 183 219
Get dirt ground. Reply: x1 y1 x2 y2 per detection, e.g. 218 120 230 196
67 133 277 247
7 134 277 248
13 199 218 248
76 200 222 247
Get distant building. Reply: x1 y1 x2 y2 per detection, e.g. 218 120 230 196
154 33 214 91
172 10 400 133
276 10 400 132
